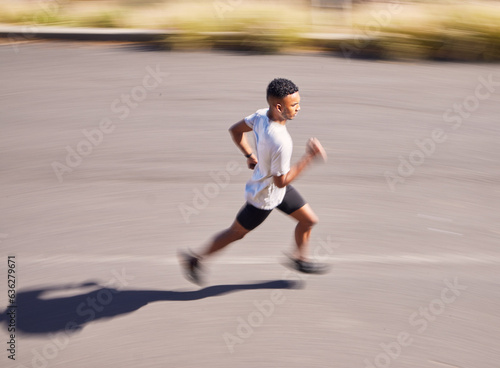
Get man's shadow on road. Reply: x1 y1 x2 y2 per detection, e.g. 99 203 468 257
0 280 301 335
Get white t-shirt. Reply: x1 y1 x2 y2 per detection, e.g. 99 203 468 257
244 108 293 209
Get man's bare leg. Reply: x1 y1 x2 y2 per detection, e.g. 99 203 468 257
198 220 250 259
289 204 319 261
180 220 249 284
286 204 328 274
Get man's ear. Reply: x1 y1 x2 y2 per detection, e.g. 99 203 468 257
276 103 282 113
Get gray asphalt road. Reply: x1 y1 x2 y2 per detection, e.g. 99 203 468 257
1 42 499 368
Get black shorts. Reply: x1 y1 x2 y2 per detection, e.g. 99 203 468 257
236 185 307 231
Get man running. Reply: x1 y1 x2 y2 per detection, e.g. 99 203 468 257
180 78 328 284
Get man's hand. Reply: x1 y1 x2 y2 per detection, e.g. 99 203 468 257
306 137 327 162
247 154 258 170
273 137 327 188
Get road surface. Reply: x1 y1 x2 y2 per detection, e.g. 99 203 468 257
1 41 499 368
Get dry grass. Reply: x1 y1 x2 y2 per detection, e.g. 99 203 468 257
1 0 499 60
374 2 500 61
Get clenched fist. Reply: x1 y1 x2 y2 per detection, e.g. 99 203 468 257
306 137 327 162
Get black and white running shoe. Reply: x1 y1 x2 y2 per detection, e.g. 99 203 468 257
178 251 204 285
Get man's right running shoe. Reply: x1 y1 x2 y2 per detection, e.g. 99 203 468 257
178 251 204 285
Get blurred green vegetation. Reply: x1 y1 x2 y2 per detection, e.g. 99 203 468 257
0 0 499 61
370 3 500 61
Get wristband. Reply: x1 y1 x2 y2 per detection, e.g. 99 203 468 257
244 153 253 158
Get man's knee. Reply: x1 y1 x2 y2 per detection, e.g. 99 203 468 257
301 214 319 228
232 229 247 240
229 221 250 240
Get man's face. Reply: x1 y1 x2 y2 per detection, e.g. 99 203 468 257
280 92 301 120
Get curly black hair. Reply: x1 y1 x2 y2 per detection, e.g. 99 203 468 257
266 78 299 99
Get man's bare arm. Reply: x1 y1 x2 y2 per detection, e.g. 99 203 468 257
229 120 258 169
273 153 314 188
273 137 326 188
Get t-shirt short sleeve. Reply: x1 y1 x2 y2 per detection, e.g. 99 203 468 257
270 143 292 177
244 111 258 128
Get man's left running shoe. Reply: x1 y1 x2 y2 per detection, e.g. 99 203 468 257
292 259 330 274
283 254 330 274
